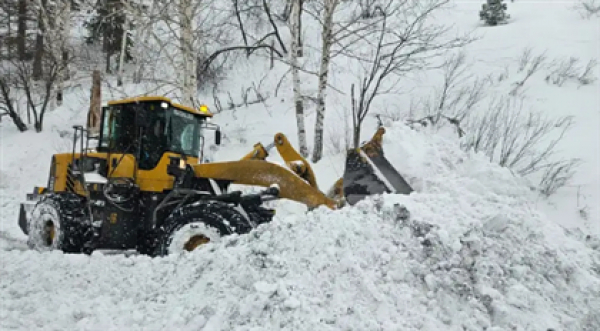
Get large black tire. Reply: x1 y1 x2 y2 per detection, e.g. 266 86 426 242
153 201 251 256
27 193 90 253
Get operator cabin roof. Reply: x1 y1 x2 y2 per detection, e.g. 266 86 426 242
107 96 213 118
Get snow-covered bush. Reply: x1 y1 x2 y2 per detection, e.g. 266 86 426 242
545 57 598 87
574 0 600 18
460 96 579 196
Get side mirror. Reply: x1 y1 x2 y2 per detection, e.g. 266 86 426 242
215 129 221 145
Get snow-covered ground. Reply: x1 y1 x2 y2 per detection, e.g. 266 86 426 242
1 1 599 330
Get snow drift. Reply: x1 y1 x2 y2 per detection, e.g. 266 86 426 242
1 122 599 331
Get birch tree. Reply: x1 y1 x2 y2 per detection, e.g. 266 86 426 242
290 0 308 157
311 0 339 162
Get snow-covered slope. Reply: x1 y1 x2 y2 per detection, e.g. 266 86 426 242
2 122 599 331
1 1 600 330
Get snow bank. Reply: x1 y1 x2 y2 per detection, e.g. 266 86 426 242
1 122 599 331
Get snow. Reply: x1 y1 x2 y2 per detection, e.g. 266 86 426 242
84 173 108 184
1 0 600 330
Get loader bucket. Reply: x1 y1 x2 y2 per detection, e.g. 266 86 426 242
17 192 44 235
343 144 413 205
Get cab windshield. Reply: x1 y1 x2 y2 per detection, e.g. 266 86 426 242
98 102 205 160
165 107 203 156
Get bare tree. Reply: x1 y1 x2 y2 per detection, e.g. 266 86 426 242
347 0 473 148
0 55 60 131
197 0 287 72
119 0 285 106
412 51 487 131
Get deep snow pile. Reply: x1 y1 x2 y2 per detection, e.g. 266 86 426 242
1 122 599 331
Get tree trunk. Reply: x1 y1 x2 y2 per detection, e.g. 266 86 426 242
9 112 28 131
131 17 144 84
295 0 303 57
353 124 361 149
311 0 337 163
17 0 27 60
290 0 308 157
297 0 304 57
103 11 111 74
179 0 196 107
350 83 360 149
55 0 71 106
36 83 54 132
2 102 27 131
6 8 12 59
117 15 128 86
32 0 47 80
88 70 102 135
282 0 292 21
61 0 71 80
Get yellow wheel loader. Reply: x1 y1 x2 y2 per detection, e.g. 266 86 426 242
17 96 413 256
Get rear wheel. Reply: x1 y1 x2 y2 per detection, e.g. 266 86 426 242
154 201 251 256
27 193 90 253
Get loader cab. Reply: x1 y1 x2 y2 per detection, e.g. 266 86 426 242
97 97 219 170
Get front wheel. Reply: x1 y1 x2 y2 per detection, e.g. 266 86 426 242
153 201 251 256
27 193 90 253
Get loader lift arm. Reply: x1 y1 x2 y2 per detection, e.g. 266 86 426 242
191 160 337 209
189 131 339 210
241 133 319 190
190 126 410 210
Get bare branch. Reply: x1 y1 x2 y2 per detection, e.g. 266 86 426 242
345 0 474 147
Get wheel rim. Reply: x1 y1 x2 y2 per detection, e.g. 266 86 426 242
183 234 210 251
167 221 221 255
44 220 55 246
28 200 63 250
